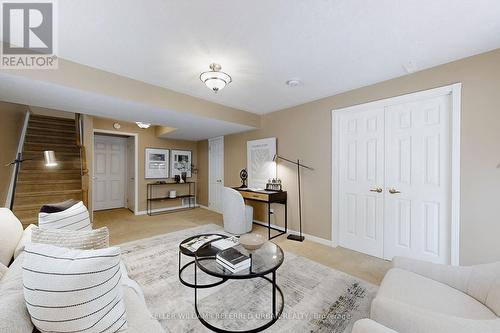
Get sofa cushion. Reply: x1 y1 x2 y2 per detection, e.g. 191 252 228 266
23 243 128 333
0 262 7 280
13 224 35 260
122 287 164 333
38 201 91 231
0 253 34 333
31 225 109 250
376 268 496 319
371 297 500 333
0 208 24 266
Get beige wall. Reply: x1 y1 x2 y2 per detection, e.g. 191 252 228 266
88 117 198 213
198 48 500 265
0 102 28 206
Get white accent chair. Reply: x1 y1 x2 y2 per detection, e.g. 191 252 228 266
222 187 253 235
352 257 500 333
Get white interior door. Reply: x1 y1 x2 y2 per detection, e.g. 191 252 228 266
94 135 126 211
338 107 385 258
384 95 451 263
126 136 135 212
209 137 224 213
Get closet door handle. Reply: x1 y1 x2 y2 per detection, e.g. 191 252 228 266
370 187 383 193
388 188 401 194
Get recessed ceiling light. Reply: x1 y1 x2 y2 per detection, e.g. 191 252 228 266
200 63 232 93
136 122 151 129
286 79 302 87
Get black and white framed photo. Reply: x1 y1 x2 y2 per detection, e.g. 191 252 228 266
145 148 169 179
170 150 192 178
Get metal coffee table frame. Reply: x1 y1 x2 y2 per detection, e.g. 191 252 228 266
178 234 228 289
193 242 285 333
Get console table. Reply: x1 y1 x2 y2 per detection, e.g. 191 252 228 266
234 188 287 240
146 182 196 216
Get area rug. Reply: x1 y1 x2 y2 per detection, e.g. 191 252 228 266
119 224 377 333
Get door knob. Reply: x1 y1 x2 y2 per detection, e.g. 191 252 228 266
388 188 401 194
370 187 383 193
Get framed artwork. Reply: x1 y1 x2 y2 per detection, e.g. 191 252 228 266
247 137 277 189
145 148 169 179
170 149 192 178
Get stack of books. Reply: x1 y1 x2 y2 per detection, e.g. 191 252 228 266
216 247 251 273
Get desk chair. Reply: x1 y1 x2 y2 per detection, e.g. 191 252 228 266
222 187 253 235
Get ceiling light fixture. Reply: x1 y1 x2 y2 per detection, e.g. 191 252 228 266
136 122 151 129
286 79 302 87
200 63 232 93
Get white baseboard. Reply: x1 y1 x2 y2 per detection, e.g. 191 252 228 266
252 219 332 247
197 204 209 210
136 204 200 216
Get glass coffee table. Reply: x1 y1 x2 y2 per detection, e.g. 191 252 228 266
178 234 228 288
194 240 285 333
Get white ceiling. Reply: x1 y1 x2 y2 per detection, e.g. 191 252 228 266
56 0 500 114
0 73 254 140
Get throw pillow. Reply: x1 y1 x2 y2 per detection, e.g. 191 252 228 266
0 253 34 333
38 201 92 231
31 226 109 250
23 243 127 333
13 224 36 260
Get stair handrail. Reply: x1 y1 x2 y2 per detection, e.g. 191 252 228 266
75 114 89 208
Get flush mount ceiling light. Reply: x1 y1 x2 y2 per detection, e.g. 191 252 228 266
200 63 232 93
286 79 302 87
136 122 151 129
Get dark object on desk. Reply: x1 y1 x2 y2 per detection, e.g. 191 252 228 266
234 188 287 240
273 154 314 242
174 175 181 183
266 178 282 191
239 168 248 188
155 180 167 184
181 172 187 183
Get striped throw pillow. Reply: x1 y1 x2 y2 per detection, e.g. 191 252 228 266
38 201 92 231
31 226 109 250
23 243 128 333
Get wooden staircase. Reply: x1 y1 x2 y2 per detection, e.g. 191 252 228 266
13 114 83 227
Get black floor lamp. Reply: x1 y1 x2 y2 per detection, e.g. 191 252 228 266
273 154 314 242
7 150 58 210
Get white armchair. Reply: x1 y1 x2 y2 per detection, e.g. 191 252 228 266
353 257 500 333
222 187 253 235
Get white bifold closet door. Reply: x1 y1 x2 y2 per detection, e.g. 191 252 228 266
339 94 451 264
338 107 385 258
384 95 451 263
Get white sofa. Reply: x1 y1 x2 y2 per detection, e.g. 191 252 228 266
0 208 163 333
353 257 500 333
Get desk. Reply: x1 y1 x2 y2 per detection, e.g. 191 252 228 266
234 188 287 240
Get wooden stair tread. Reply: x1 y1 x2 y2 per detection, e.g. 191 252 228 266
29 114 75 122
25 141 78 147
28 125 75 133
15 189 82 197
18 179 81 184
19 169 81 174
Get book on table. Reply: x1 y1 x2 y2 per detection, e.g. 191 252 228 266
216 247 250 272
